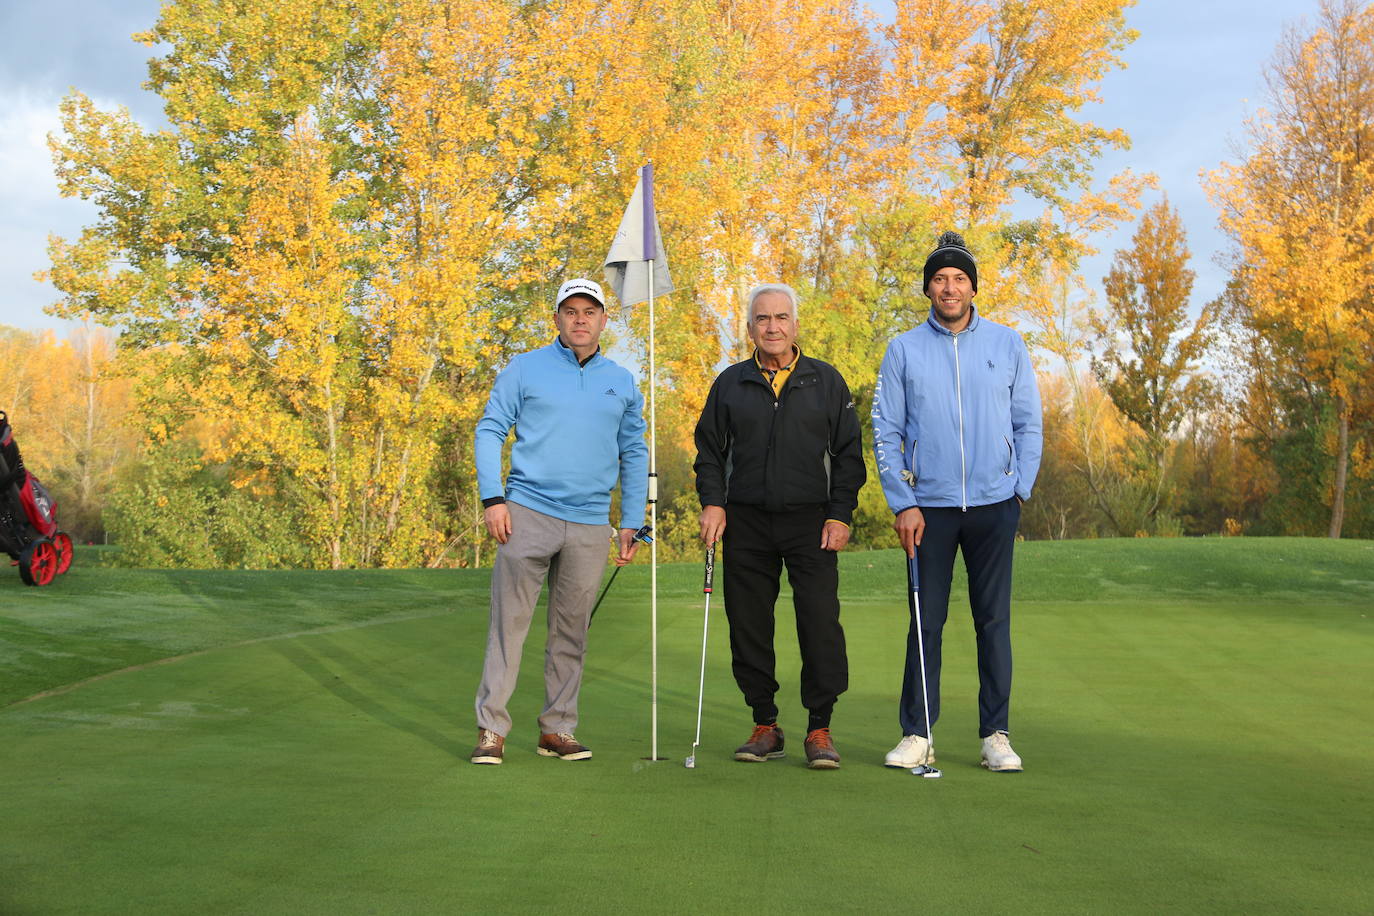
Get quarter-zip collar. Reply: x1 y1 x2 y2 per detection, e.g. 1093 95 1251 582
925 304 981 338
553 336 601 368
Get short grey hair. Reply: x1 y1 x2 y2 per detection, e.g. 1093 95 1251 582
746 283 800 320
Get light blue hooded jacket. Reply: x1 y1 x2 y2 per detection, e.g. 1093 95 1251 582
872 306 1043 512
475 338 648 529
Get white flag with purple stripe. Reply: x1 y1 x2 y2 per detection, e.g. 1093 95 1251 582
604 163 674 307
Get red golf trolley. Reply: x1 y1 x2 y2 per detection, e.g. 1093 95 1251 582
0 410 73 586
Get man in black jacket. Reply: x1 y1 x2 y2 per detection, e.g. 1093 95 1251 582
694 283 866 769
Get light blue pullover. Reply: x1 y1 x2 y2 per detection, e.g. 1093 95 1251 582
872 306 1043 512
475 338 649 529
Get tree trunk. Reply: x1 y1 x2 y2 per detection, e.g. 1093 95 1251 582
360 425 386 566
383 342 440 541
80 331 98 524
1328 395 1348 538
324 377 342 570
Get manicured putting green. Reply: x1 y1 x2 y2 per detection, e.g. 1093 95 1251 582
2 539 1371 913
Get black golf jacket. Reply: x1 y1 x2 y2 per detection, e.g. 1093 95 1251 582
694 351 866 524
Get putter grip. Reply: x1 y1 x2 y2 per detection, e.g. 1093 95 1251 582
703 546 715 593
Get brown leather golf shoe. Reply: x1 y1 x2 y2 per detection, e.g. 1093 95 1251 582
804 728 840 769
734 723 785 761
537 732 593 760
471 728 504 765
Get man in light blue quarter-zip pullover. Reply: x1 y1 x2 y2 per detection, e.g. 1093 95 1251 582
469 278 649 766
871 232 1042 774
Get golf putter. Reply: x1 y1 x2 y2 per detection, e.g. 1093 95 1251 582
685 544 716 769
907 550 942 779
588 524 654 624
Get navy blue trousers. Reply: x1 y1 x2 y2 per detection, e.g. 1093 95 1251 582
901 497 1020 739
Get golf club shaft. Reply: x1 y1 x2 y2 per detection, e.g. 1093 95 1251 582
692 544 716 749
907 551 934 753
587 564 621 622
587 525 653 626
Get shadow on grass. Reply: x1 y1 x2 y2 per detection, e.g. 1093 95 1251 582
138 565 476 761
270 636 465 760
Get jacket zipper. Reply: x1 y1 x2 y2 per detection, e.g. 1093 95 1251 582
749 364 806 506
742 371 783 507
953 332 966 511
768 382 781 506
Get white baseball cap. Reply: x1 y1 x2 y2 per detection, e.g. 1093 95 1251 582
555 278 606 309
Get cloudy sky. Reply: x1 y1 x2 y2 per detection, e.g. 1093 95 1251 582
0 1 1321 333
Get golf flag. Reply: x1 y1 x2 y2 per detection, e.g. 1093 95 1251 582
603 163 673 763
604 163 675 306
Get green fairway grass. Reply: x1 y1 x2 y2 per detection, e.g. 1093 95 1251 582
2 539 1372 914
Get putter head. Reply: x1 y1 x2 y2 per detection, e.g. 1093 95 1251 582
684 755 695 769
911 764 942 779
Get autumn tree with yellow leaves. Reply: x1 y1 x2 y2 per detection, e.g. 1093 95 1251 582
1206 0 1374 538
0 325 135 542
43 0 1154 566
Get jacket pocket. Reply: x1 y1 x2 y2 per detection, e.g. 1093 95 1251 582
1003 436 1015 476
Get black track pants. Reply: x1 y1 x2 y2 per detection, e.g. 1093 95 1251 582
722 503 849 725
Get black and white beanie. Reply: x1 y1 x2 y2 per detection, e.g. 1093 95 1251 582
922 231 978 293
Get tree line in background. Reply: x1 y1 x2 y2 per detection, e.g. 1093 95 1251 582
8 0 1370 567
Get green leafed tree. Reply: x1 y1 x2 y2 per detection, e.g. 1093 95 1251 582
1090 196 1213 531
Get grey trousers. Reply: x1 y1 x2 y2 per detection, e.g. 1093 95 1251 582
474 501 611 736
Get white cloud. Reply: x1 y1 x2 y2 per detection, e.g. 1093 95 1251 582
0 86 69 206
0 85 117 330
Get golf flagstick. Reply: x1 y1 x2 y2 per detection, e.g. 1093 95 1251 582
602 161 674 761
647 248 660 761
685 544 716 769
907 549 941 778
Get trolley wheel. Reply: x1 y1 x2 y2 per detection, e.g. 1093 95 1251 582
19 539 57 587
53 531 74 575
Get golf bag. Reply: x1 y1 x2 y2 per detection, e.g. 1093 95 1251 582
0 410 73 586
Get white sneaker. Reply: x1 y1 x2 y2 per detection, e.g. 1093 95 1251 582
981 731 1023 772
884 734 934 768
